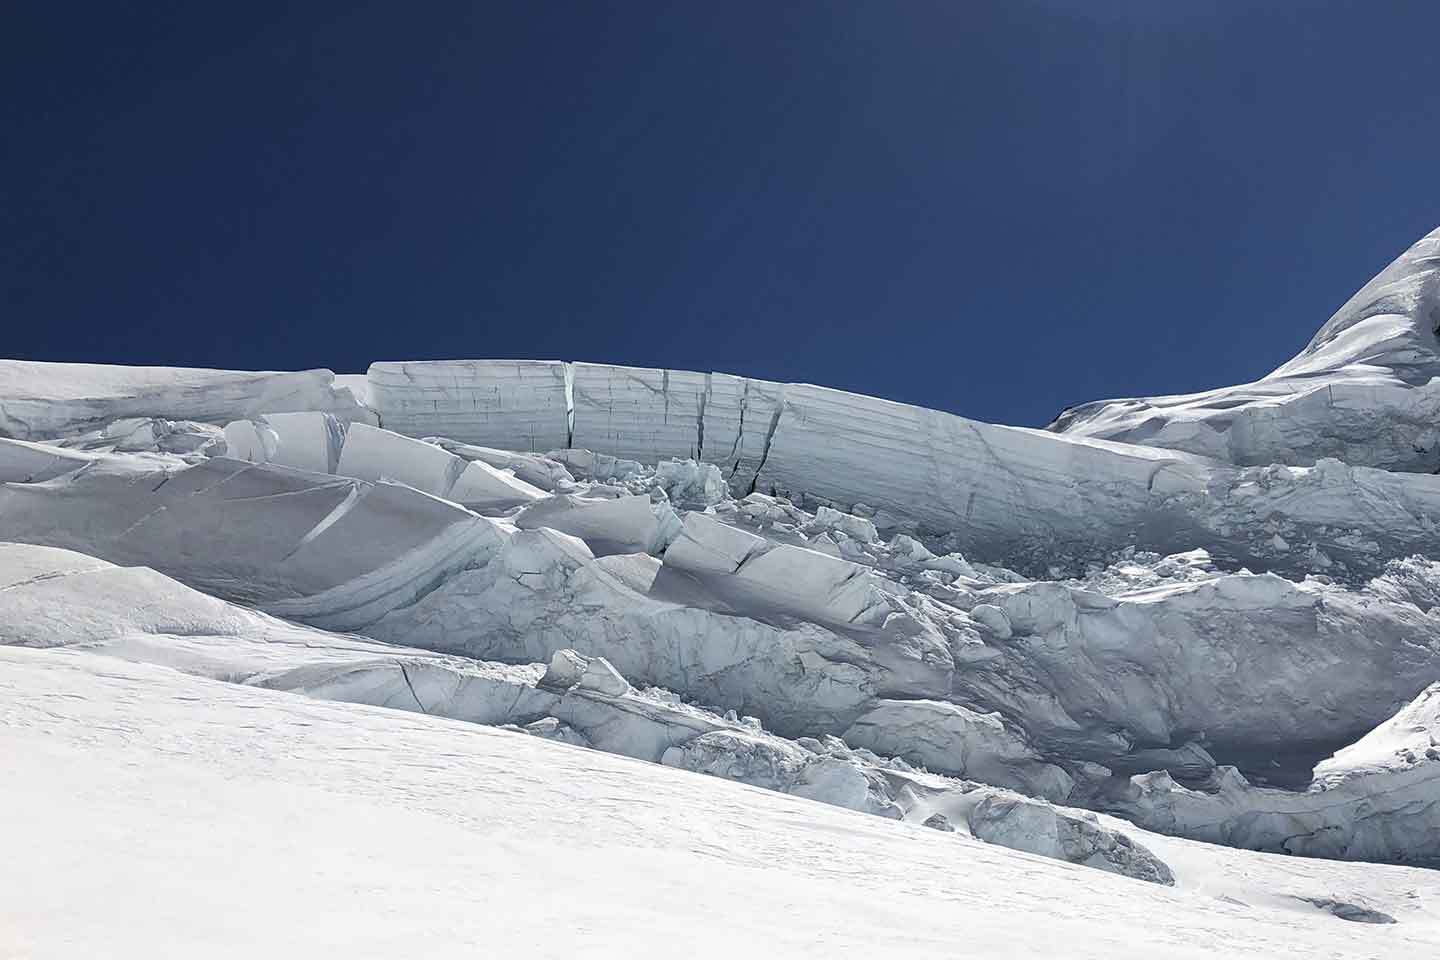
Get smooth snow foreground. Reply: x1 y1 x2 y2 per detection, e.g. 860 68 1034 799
4 648 1438 960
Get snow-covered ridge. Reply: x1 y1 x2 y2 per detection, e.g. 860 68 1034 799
362 351 1440 580
13 231 1440 581
24 354 1430 580
364 359 1440 582
1050 226 1440 472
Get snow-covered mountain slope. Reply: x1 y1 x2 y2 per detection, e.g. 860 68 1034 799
1050 226 1440 472
4 432 1440 867
9 230 1440 954
0 452 503 629
0 540 1175 881
5 647 1438 959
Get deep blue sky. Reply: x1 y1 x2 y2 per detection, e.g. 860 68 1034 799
5 2 1439 426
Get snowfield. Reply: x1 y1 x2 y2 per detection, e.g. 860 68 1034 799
8 228 1440 956
5 648 1439 959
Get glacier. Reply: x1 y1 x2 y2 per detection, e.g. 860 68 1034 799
1049 226 1440 473
8 228 1440 953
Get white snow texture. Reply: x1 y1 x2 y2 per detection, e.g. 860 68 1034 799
7 228 1440 956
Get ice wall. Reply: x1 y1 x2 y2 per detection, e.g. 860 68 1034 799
702 373 786 493
569 363 708 463
367 359 570 451
0 360 373 440
363 359 1440 579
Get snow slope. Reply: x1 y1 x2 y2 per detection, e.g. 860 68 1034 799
9 227 1440 955
4 647 1438 959
1050 226 1440 472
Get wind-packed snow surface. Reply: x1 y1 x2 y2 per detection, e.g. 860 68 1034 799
7 228 1440 955
7 647 1440 959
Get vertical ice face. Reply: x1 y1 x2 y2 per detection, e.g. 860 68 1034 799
361 358 1213 560
224 412 346 475
367 361 786 494
367 359 570 452
701 373 786 494
567 363 709 463
560 365 786 493
751 382 1214 559
355 356 1440 579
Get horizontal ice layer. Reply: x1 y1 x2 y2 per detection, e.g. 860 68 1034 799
0 456 503 630
0 360 373 440
367 359 571 451
364 358 1440 578
0 454 933 738
0 437 101 482
754 383 1440 579
1050 226 1440 472
568 362 707 463
0 541 733 764
0 449 939 734
367 361 784 494
700 373 786 493
359 522 955 735
754 383 1208 563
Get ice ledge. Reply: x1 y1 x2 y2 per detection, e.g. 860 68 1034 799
0 360 375 440
365 358 1440 581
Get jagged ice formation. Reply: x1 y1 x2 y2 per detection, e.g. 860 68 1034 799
8 226 1440 954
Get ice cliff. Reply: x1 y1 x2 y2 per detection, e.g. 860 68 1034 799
6 226 1440 886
